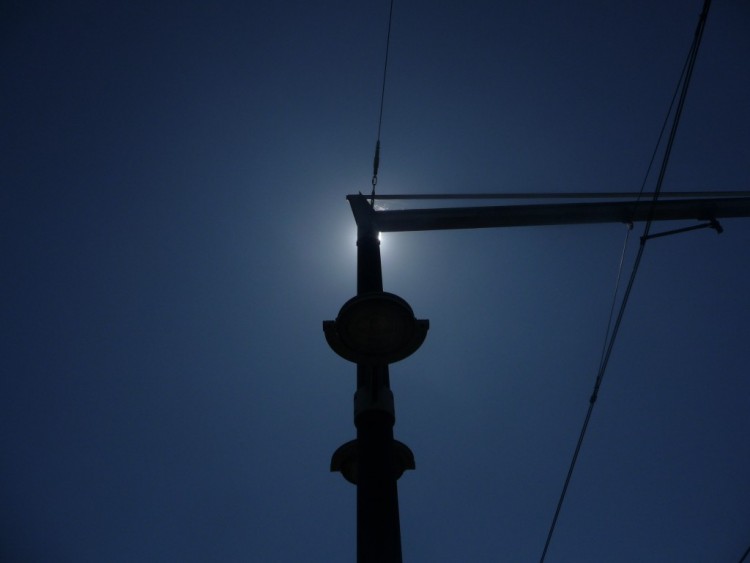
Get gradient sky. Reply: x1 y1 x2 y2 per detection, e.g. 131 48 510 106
3 1 749 561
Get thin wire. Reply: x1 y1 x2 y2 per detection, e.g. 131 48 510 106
538 2 712 561
537 225 632 563
370 0 395 205
376 0 394 145
632 28 692 207
595 228 633 391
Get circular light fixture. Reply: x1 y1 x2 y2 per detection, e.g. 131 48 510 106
323 292 429 364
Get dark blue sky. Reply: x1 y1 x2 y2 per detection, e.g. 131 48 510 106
3 1 749 561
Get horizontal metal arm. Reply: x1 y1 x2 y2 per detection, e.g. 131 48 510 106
347 194 750 233
368 190 750 201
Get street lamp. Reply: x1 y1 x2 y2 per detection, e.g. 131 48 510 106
324 205 429 563
324 191 750 563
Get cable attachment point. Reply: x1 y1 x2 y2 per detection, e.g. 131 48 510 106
370 140 381 206
372 140 381 179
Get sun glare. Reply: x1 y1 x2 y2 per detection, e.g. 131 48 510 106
378 231 398 263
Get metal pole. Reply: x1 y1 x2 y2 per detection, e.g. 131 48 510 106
355 220 403 563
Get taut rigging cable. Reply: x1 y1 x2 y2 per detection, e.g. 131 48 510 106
370 0 395 206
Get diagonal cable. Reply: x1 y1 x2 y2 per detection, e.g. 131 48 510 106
538 2 712 560
370 0 395 205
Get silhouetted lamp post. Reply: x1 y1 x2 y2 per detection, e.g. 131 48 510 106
324 204 428 563
324 191 750 562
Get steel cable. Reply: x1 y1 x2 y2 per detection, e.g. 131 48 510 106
370 0 395 205
538 2 712 560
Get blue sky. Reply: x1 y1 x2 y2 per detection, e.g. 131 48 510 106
2 1 749 561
